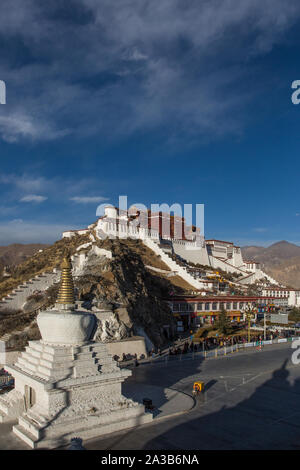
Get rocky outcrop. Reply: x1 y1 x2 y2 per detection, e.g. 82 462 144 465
0 237 184 349
73 239 179 347
92 309 132 343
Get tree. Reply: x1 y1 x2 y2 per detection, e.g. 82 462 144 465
289 307 300 323
216 309 231 335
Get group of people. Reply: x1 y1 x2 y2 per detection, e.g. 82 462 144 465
168 341 199 355
114 352 145 364
199 333 273 350
117 329 296 364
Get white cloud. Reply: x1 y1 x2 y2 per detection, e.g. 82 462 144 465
252 227 268 233
20 194 48 203
0 113 70 143
0 1 299 143
0 172 110 204
0 219 80 244
70 196 109 204
0 173 48 193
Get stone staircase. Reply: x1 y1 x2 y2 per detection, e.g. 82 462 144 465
0 270 60 313
143 238 207 290
237 269 279 286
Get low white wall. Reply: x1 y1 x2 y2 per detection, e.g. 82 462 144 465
238 269 278 285
106 336 147 359
208 256 245 274
72 245 113 276
0 350 21 367
0 339 147 366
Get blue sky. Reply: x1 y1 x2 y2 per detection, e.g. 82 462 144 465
1 0 300 246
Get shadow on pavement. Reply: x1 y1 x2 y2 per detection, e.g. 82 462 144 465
142 358 300 450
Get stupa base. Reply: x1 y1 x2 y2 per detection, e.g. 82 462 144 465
13 404 152 449
0 339 153 448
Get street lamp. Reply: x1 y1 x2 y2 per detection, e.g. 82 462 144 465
244 302 257 343
263 309 269 341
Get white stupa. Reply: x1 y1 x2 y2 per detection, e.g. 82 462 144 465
0 257 152 448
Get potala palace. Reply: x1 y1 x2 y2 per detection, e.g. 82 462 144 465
63 204 277 287
61 204 300 313
2 204 300 321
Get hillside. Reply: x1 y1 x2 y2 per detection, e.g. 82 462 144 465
0 243 49 273
0 235 196 349
242 241 300 288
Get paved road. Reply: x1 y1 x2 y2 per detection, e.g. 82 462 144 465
85 342 300 450
1 342 299 450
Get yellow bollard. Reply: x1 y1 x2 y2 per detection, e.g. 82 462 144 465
193 381 205 394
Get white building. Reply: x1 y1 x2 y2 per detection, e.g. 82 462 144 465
62 228 90 238
95 206 160 241
261 287 300 307
62 205 279 287
243 260 261 272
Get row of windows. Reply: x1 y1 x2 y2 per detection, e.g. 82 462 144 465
173 302 256 312
267 292 289 297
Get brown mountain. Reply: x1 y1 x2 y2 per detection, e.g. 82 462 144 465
242 241 300 288
0 243 49 272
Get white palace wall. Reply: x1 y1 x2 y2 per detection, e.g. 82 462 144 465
172 240 210 266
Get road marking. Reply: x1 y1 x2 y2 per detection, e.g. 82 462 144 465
220 374 253 378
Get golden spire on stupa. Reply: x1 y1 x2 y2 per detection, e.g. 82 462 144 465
56 256 75 307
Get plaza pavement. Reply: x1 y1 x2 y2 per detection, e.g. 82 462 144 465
0 342 299 450
84 342 300 450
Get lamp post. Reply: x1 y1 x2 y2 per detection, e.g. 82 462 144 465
246 311 252 343
244 302 257 343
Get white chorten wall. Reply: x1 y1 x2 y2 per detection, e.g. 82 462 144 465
71 245 113 277
172 240 210 266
